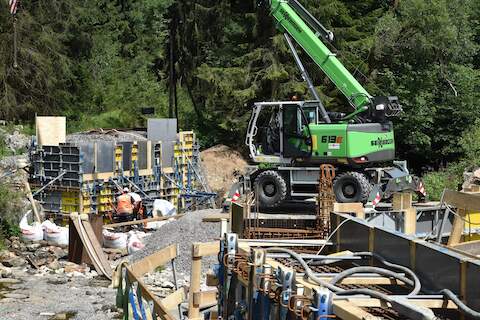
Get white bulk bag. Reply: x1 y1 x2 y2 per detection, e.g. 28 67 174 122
19 210 44 242
103 230 127 249
41 220 69 246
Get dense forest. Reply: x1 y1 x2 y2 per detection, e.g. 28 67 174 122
0 0 479 172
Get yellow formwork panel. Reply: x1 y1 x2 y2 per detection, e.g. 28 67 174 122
131 143 138 171
178 131 195 142
98 204 113 212
100 188 113 196
99 195 113 204
115 145 123 173
464 211 480 241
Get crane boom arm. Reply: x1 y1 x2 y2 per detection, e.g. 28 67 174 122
267 0 372 109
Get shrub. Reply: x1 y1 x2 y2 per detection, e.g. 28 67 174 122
422 169 462 201
0 183 23 241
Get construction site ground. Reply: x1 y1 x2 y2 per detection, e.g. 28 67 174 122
0 209 222 320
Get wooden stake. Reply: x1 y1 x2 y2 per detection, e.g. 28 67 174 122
24 181 41 223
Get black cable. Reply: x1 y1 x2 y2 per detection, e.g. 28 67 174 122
353 251 422 295
439 289 480 319
329 266 418 296
264 248 437 320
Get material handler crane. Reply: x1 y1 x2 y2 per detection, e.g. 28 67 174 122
240 0 423 207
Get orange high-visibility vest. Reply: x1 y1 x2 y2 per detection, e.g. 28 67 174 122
117 194 133 215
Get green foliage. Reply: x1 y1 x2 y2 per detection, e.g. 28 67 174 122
0 0 479 171
422 119 480 200
372 0 480 167
0 183 22 241
422 168 462 201
458 119 480 170
1 0 173 128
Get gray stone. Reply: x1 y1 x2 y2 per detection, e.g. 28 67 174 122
161 280 175 289
3 293 28 299
26 243 41 251
2 257 26 268
0 278 20 284
47 261 61 270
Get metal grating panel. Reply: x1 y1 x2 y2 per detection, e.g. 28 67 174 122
96 141 115 172
78 142 95 174
137 141 148 170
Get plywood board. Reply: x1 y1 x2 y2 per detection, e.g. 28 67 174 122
36 116 66 146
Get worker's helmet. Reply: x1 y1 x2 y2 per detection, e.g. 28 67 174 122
123 187 129 193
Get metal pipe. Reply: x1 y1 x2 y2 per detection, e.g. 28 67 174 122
284 33 331 123
32 170 67 197
171 257 182 319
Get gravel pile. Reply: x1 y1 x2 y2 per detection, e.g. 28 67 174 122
66 130 147 143
129 209 221 278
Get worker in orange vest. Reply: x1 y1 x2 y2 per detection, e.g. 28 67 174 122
116 187 134 222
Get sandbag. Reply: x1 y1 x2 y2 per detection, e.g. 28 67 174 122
152 199 176 217
127 232 145 254
19 210 44 242
103 230 127 249
42 220 69 246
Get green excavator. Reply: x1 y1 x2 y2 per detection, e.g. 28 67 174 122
233 0 424 208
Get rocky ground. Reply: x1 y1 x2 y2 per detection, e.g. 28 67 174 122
0 239 119 319
0 209 222 319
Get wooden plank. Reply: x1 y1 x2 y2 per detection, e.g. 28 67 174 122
317 276 404 285
193 289 218 309
404 207 417 235
451 240 480 256
68 218 86 265
125 267 176 320
333 300 381 320
444 189 480 212
81 218 113 279
103 214 184 229
202 213 230 222
192 242 219 258
333 202 365 219
448 208 466 246
24 182 41 223
206 271 219 286
161 287 187 310
69 216 103 275
146 140 152 170
346 298 457 309
36 116 66 146
393 192 413 210
188 257 202 319
130 244 177 277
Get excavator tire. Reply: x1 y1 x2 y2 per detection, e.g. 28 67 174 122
333 171 372 203
255 170 287 208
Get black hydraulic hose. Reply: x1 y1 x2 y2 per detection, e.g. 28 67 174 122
329 266 418 296
264 248 438 320
439 289 480 319
354 252 480 319
265 247 342 293
351 252 422 296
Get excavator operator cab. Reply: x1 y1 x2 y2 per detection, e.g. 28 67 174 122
245 101 313 164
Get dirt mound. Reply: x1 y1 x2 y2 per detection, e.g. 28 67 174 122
200 145 247 198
